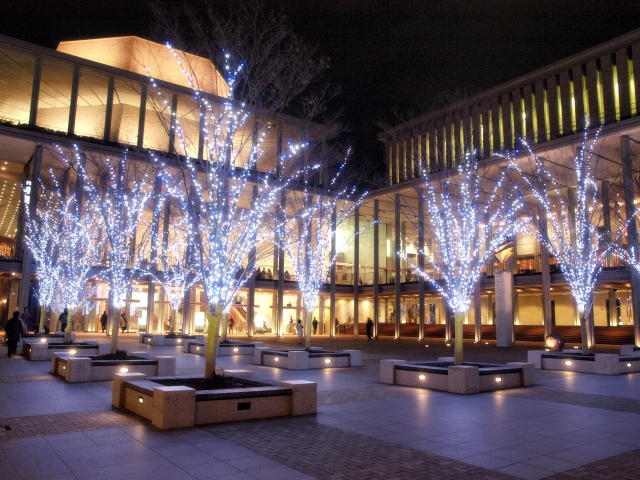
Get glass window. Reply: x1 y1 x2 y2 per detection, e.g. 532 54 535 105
36 58 74 133
111 78 142 145
0 47 36 125
75 69 110 139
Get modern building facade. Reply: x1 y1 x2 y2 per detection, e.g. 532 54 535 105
0 29 639 345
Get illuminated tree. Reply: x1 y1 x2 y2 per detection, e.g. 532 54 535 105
277 150 366 350
25 177 101 340
74 150 158 353
507 128 623 355
401 156 523 365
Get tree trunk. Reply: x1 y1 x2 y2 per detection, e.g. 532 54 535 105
221 312 228 342
169 308 175 335
305 310 313 350
38 306 46 333
204 304 222 378
579 310 593 355
454 311 465 365
110 309 120 354
64 307 75 343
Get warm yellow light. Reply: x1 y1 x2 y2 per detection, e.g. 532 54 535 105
69 350 76 354
62 365 66 370
565 361 572 366
574 346 579 349
233 347 239 352
275 357 279 362
628 363 632 367
495 377 502 382
446 343 450 347
325 359 331 364
177 339 182 343
138 397 144 404
196 347 200 350
485 342 489 345
120 367 129 373
418 374 426 380
40 338 47 343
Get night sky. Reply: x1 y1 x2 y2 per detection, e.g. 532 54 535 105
1 0 640 174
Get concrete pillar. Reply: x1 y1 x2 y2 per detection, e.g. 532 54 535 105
622 135 640 346
602 181 612 267
495 270 514 347
103 77 115 142
418 194 425 340
168 94 178 154
394 194 401 339
28 57 41 127
353 206 359 338
276 191 286 337
137 86 147 149
329 205 337 337
373 200 380 338
19 145 43 313
247 186 258 337
67 67 80 135
474 277 482 342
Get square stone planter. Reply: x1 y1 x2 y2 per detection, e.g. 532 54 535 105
52 354 176 382
17 333 74 347
254 347 362 370
139 334 204 346
380 358 534 394
620 345 640 356
22 341 109 360
528 351 640 375
112 372 317 429
183 341 266 356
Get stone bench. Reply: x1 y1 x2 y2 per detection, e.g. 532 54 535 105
53 355 176 382
23 341 109 360
528 350 640 375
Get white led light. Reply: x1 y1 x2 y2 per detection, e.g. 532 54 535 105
418 374 426 380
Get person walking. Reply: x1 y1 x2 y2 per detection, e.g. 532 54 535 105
366 317 374 340
19 307 31 333
312 317 318 334
59 308 68 333
100 311 108 333
295 319 304 344
120 313 127 333
228 316 235 334
5 311 22 357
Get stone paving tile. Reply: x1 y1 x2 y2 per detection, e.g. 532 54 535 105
0 409 143 441
0 375 57 383
498 387 640 414
544 447 640 479
204 416 517 480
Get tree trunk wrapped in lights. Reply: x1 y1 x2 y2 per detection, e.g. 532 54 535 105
276 149 367 350
25 178 101 340
506 127 624 355
400 156 523 365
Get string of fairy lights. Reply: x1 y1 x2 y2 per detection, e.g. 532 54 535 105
506 126 624 320
400 153 524 315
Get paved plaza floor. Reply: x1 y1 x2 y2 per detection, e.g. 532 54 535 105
0 333 639 479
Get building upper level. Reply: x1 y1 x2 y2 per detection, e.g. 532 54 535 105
379 27 640 186
0 34 312 172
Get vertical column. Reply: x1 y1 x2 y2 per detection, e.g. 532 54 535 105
418 194 425 340
616 48 631 120
197 101 207 160
329 205 337 337
394 194 401 339
474 277 482 342
146 175 163 333
168 94 178 154
585 60 600 127
103 77 115 143
247 186 258 337
373 200 380 338
276 190 286 337
182 285 191 333
353 206 360 338
600 54 616 123
28 57 42 127
622 136 640 346
19 145 43 313
602 181 612 267
538 199 553 338
137 86 147 149
67 67 80 135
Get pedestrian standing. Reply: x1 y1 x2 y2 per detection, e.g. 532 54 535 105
59 308 68 333
5 311 22 357
296 319 304 344
120 313 127 333
100 311 108 332
312 317 318 334
366 317 374 340
19 307 31 333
